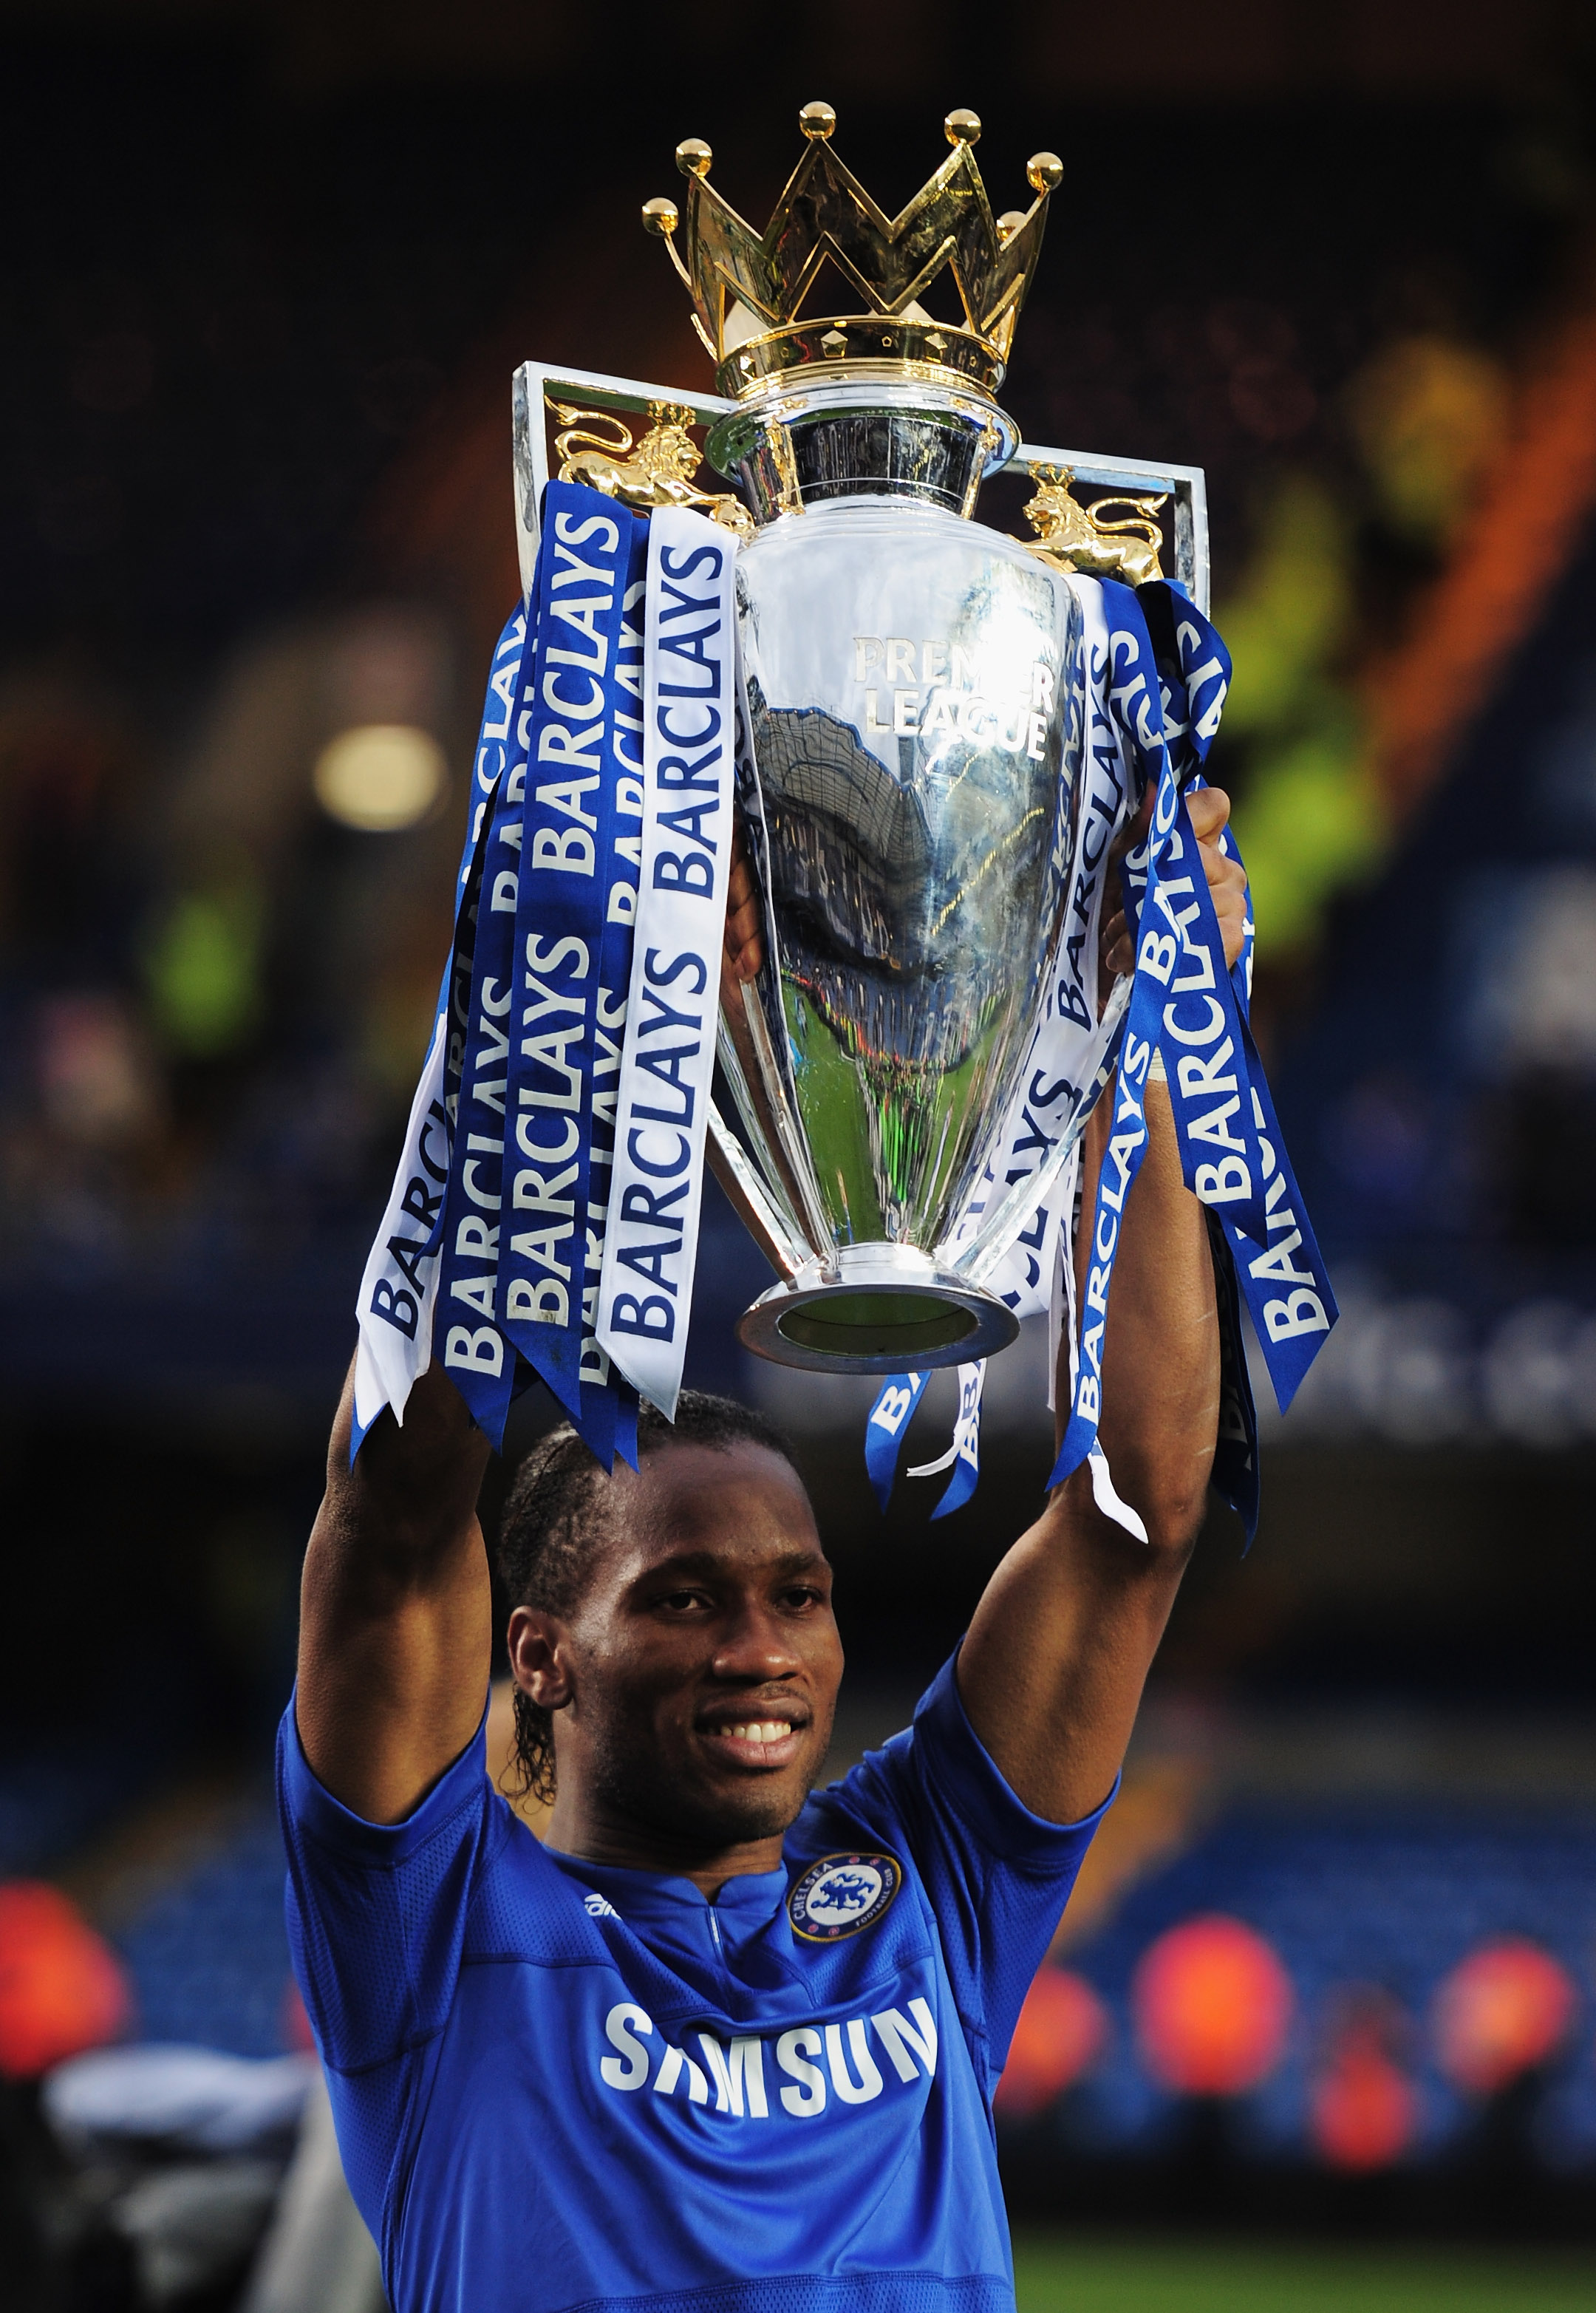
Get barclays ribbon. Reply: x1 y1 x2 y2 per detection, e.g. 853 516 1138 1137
350 606 526 1458
1134 592 1262 1535
910 1362 986 1522
1120 593 1329 1526
500 484 644 1440
597 506 738 1422
570 520 649 1469
870 576 1136 1513
864 1371 931 1513
1051 584 1258 1490
433 701 532 1446
944 575 1136 1301
1050 584 1334 1514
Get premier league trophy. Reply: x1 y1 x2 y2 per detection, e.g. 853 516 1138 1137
353 101 1331 1524
511 103 1206 1376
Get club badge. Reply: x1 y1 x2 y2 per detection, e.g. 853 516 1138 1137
787 1851 903 1942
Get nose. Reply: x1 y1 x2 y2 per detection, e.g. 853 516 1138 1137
709 1595 802 1684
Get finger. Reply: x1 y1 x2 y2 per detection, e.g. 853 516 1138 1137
1211 887 1247 972
1184 784 1232 840
1202 848 1247 904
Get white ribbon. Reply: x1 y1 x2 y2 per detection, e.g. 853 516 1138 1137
596 508 738 1420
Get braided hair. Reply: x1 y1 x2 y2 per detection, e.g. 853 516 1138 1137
494 1391 797 1804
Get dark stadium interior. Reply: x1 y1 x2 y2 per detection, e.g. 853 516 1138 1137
7 3 1596 2307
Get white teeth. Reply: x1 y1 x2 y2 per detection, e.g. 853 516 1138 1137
723 1721 792 1745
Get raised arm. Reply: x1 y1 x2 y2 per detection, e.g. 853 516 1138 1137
295 1360 493 1824
958 787 1245 1822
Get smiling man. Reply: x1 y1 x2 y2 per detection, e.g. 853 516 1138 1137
282 789 1247 2313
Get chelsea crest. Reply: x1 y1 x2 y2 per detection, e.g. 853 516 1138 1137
788 1853 903 1942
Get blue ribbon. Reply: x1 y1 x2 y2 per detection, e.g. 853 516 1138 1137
497 482 647 1461
864 1372 930 1512
349 607 525 1465
571 511 648 1470
1050 584 1335 1528
432 646 535 1446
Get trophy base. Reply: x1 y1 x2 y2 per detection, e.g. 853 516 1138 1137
736 1245 1020 1374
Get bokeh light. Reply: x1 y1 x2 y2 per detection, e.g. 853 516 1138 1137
0 1883 132 2080
1432 1938 1576 2096
313 722 446 832
1133 1915 1294 2096
1345 334 1510 545
1310 2012 1418 2172
995 1967 1108 2119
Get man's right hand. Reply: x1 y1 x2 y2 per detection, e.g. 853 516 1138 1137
295 1358 493 1824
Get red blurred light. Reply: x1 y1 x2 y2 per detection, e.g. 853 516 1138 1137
0 1881 132 2079
995 1967 1108 2118
1433 1938 1575 2095
1311 2021 1418 2171
1133 1915 1294 2096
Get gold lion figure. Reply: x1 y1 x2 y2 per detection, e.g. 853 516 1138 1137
552 402 754 539
1023 466 1167 587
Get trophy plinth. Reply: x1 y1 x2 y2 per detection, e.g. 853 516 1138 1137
737 1243 1020 1374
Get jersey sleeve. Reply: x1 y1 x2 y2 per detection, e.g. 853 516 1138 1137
276 1690 502 2077
817 1653 1116 2091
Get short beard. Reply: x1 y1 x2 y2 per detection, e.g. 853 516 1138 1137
582 1698 832 1856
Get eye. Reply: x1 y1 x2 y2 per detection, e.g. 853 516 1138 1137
655 1587 711 1614
779 1584 826 1610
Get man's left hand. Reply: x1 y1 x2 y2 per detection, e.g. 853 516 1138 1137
1101 784 1248 985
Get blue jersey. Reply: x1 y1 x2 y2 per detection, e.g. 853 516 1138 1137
277 1655 1111 2313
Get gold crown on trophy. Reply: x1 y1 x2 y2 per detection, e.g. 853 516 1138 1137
643 102 1063 401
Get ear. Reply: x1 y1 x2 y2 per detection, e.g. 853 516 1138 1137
507 1605 573 1711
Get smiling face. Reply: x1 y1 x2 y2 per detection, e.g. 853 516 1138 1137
507 1440 844 1884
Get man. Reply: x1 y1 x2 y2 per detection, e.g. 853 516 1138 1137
282 788 1247 2313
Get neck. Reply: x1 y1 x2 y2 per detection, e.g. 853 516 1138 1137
545 1791 788 1901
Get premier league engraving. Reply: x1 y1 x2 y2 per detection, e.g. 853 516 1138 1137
351 101 1337 1522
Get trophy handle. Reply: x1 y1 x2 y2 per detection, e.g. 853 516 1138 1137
705 1103 807 1281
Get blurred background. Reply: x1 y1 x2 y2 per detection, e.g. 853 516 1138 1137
6 0 1596 2306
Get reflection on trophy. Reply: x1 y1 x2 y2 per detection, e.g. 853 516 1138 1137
511 103 1210 1376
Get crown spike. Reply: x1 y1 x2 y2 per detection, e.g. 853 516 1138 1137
1026 151 1063 194
649 109 1057 398
642 196 680 236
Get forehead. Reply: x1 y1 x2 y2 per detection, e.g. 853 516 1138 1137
606 1440 822 1573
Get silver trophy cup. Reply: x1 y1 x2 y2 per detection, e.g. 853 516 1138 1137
715 376 1081 1370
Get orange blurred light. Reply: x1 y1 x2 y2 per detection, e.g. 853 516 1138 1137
1132 1915 1293 2096
1433 1938 1575 2096
0 1881 132 2079
1311 2021 1417 2171
995 1967 1108 2119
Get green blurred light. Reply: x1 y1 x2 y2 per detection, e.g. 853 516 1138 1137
1217 478 1352 742
143 884 264 1057
1234 733 1388 958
